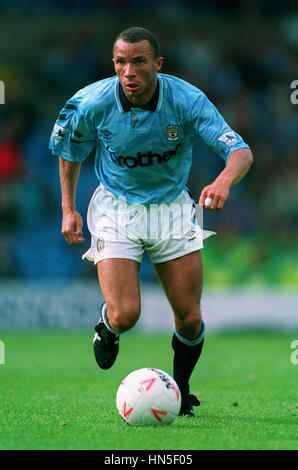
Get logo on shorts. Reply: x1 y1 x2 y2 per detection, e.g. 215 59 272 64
96 238 105 252
185 230 196 241
163 125 182 142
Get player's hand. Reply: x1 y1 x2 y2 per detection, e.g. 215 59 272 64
199 180 230 211
61 209 85 245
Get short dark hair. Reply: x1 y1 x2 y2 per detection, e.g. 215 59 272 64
113 26 161 59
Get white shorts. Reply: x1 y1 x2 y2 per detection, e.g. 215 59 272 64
82 184 215 265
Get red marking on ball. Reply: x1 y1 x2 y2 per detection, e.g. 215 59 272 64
151 408 168 422
172 383 180 401
123 402 133 417
139 377 157 391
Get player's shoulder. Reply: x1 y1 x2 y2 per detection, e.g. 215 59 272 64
67 76 118 113
159 73 205 101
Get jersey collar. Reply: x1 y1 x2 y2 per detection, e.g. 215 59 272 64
114 75 163 113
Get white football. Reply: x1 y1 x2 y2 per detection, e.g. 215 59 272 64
116 368 181 426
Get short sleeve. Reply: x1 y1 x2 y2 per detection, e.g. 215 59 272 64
190 92 250 163
49 92 96 162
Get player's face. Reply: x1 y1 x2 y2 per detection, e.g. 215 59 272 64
113 39 163 106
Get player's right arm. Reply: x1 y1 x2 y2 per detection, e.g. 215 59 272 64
48 89 97 245
59 157 85 245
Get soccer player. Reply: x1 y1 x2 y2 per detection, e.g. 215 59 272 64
49 27 253 417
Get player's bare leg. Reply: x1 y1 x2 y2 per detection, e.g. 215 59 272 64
154 250 204 416
97 258 141 333
93 258 141 369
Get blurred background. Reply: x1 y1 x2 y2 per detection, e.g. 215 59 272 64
0 0 297 331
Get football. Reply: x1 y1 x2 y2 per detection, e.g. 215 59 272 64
116 368 181 426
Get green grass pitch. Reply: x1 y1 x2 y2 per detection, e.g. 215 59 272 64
0 330 297 450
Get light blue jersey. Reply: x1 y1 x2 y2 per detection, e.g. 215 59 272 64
49 73 249 205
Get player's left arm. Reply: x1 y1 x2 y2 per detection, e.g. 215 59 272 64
199 147 253 210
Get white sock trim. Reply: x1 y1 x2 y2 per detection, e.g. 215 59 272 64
174 320 205 346
101 302 120 336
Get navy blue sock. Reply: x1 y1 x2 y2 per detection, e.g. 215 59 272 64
172 322 205 396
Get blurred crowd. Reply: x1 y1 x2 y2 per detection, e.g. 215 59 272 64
0 1 297 281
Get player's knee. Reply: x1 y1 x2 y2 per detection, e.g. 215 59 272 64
176 302 201 321
174 305 202 335
108 302 141 333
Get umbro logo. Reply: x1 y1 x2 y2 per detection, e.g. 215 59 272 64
100 129 112 137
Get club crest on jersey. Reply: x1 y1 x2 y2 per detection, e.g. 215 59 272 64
163 125 181 142
218 131 237 147
96 238 105 252
52 123 69 146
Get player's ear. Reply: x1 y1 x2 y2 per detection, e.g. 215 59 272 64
156 57 163 72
